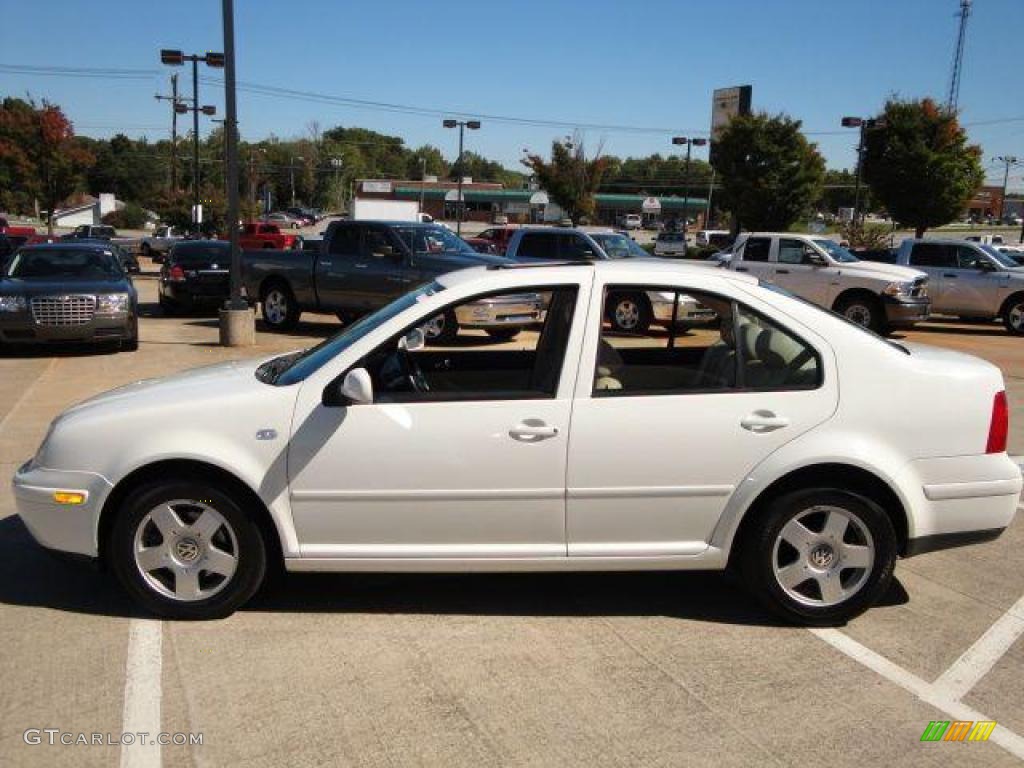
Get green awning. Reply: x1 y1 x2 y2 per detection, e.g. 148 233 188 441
594 194 707 211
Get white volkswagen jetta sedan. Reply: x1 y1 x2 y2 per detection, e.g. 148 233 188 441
13 261 1021 623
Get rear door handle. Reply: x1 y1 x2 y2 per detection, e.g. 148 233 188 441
943 273 957 278
740 410 790 433
509 420 559 441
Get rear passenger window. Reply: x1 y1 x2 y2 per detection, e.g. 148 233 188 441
329 226 361 257
742 238 771 262
517 233 559 260
593 286 820 396
909 243 955 268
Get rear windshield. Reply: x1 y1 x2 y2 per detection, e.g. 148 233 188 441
7 248 123 279
170 243 230 266
93 227 116 238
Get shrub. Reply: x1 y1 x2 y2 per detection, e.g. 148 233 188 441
102 202 148 230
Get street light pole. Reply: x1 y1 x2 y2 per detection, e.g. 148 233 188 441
419 157 426 215
841 116 886 225
443 119 480 236
672 136 706 236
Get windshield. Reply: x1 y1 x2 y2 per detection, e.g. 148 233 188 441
265 282 445 386
813 239 859 263
6 248 123 279
395 226 476 256
591 233 646 259
981 245 1019 269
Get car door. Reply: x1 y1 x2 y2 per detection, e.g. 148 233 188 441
286 280 587 559
566 279 837 557
732 236 773 282
775 238 829 304
558 233 601 261
907 242 954 311
315 224 404 311
944 245 1008 315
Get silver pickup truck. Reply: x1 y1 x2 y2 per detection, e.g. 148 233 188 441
242 220 540 342
888 238 1024 334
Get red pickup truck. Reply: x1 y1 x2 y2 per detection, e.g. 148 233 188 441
230 222 302 250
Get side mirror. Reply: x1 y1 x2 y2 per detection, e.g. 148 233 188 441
337 367 373 405
977 259 998 272
807 253 828 266
398 327 425 353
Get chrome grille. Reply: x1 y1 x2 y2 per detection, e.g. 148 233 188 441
30 295 96 326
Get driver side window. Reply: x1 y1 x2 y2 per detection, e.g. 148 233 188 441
353 286 578 403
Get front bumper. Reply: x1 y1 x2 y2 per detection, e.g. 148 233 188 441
0 313 134 344
12 461 112 557
455 296 544 328
650 294 718 325
883 295 931 327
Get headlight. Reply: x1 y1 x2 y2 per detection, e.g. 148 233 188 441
96 293 130 314
0 295 27 313
882 281 914 297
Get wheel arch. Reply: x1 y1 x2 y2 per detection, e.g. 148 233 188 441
97 458 284 575
997 290 1024 320
724 462 910 569
259 274 293 300
831 287 882 313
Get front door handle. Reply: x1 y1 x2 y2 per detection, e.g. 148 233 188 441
943 273 958 279
775 269 790 274
740 410 790 433
509 420 559 441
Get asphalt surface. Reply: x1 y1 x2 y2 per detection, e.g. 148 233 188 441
0 270 1022 767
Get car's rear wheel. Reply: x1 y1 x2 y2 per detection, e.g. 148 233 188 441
739 488 897 626
422 310 459 344
1001 295 1024 335
109 480 266 619
607 292 651 334
261 283 300 331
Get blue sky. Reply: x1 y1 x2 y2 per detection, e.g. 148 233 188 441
2 0 1022 188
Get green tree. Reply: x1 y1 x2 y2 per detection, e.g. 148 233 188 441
712 112 825 231
522 135 608 222
862 97 984 238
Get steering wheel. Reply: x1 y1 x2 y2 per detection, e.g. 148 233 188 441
398 345 430 393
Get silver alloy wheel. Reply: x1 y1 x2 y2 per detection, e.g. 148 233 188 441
133 499 239 602
1009 303 1024 331
844 303 872 327
614 299 640 330
771 505 875 607
422 314 445 339
264 289 288 325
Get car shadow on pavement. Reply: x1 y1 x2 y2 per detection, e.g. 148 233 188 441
0 515 910 625
912 322 1008 338
0 341 121 358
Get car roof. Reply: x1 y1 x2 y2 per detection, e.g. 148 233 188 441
437 258 758 289
19 241 119 252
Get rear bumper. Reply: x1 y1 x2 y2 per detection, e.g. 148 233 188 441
883 295 931 327
650 295 717 325
897 453 1021 557
455 296 543 328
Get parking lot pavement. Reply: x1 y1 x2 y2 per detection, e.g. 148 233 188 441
1 273 1022 766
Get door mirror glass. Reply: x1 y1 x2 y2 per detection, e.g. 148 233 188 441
398 327 425 353
339 367 374 405
806 251 828 266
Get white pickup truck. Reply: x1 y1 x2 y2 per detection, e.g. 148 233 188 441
140 226 186 262
726 233 930 333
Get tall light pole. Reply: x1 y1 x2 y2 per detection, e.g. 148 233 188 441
419 157 427 214
161 49 224 233
443 119 480 236
841 116 886 225
330 157 343 213
290 156 304 207
671 136 707 236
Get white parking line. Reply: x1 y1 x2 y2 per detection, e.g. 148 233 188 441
120 619 162 768
934 594 1024 701
810 628 1024 760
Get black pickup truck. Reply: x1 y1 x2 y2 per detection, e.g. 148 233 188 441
242 220 517 337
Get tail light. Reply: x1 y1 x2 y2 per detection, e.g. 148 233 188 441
168 264 186 282
986 390 1008 454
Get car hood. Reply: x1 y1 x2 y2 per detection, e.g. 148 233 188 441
0 277 131 295
60 357 274 420
839 260 926 282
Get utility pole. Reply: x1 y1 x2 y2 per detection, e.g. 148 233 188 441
996 156 1018 222
154 74 180 193
419 157 426 214
289 156 304 207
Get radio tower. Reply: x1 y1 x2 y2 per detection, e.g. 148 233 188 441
947 0 972 112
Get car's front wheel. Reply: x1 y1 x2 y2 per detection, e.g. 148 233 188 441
739 489 897 626
834 294 884 334
109 480 267 619
422 310 459 344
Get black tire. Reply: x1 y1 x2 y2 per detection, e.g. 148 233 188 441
159 294 178 316
108 479 267 619
141 243 152 259
739 488 897 626
422 309 459 344
1001 294 1024 335
121 318 139 352
485 327 522 342
607 292 651 334
260 282 300 331
834 293 884 334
